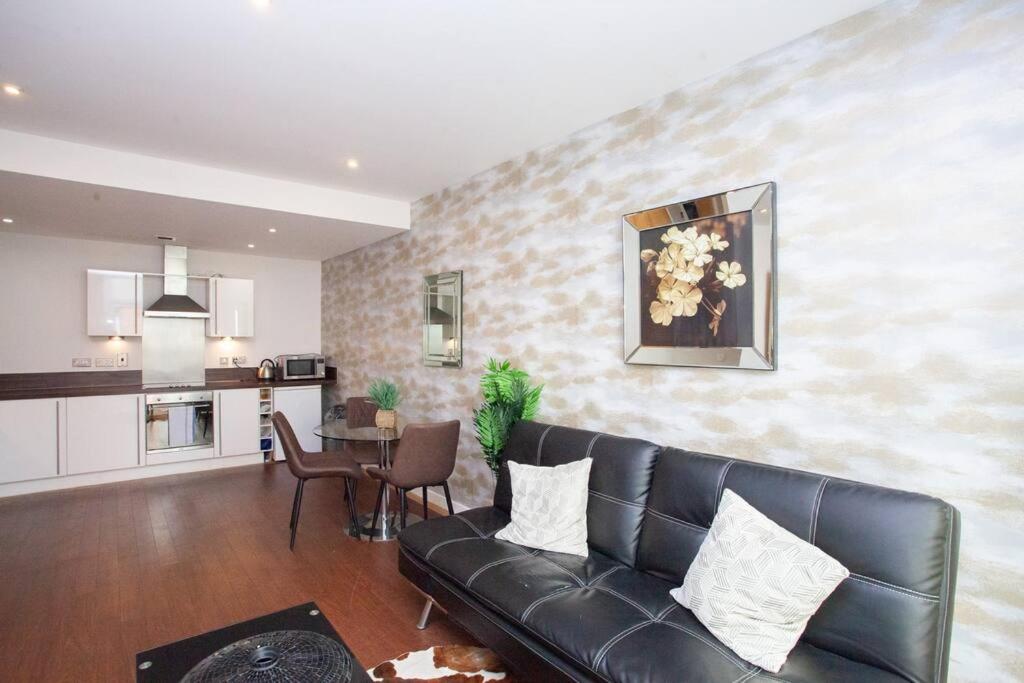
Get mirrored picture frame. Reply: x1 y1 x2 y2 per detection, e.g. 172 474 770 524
623 182 776 370
423 271 463 368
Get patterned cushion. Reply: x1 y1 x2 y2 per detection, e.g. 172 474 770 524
495 458 592 557
672 489 850 673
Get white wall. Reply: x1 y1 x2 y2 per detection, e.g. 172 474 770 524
0 232 320 373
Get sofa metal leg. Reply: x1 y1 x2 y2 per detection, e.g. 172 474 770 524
416 598 434 630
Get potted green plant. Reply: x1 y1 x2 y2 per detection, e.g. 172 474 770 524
367 378 401 429
473 359 543 474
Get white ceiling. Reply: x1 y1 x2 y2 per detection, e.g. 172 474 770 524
0 0 882 204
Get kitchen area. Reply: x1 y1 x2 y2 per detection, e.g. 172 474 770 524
0 242 331 497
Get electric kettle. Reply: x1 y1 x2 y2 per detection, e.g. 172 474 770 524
257 358 276 380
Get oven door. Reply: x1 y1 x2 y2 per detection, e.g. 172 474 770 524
146 400 214 453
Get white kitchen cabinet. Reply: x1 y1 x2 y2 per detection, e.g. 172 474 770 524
207 277 254 338
216 388 261 457
87 269 143 336
0 398 64 484
272 386 322 462
66 394 142 474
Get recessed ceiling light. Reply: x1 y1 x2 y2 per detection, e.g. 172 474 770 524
268 228 277 233
247 243 255 249
3 84 22 97
1 217 13 224
251 0 271 10
346 158 359 170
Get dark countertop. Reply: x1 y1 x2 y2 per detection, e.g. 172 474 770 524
0 368 336 401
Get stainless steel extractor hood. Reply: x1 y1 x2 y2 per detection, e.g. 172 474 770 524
144 245 210 318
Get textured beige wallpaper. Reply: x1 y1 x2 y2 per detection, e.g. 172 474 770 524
323 0 1024 678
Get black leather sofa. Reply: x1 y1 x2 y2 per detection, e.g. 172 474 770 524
398 422 960 683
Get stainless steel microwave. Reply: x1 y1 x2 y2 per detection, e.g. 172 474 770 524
276 353 326 380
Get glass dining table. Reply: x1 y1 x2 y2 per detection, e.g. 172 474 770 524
313 419 407 541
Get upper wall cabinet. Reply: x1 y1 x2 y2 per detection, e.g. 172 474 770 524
86 269 143 337
207 277 254 338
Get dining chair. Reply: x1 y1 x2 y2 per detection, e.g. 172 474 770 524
272 411 364 550
368 420 460 536
342 396 382 465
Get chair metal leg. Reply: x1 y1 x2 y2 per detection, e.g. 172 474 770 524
344 478 359 536
422 486 428 520
400 488 408 529
290 479 306 551
416 598 434 630
442 481 455 515
289 479 302 530
370 480 385 541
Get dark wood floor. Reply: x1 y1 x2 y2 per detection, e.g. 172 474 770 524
0 463 474 682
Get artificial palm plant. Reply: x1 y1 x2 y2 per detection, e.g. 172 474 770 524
473 358 543 474
367 378 401 428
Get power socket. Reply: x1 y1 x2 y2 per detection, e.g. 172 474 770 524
95 357 115 368
219 357 229 366
117 352 128 368
72 357 92 368
232 356 247 366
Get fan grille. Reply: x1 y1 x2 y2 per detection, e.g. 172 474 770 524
181 629 353 682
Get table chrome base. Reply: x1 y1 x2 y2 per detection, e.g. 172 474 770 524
352 512 423 541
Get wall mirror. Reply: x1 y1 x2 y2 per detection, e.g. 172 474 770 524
423 271 463 368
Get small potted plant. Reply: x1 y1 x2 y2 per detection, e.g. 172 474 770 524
367 378 401 429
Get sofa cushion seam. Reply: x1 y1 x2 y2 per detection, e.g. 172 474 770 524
535 425 554 465
846 573 940 601
645 507 708 533
590 585 656 620
714 461 734 513
465 549 539 588
808 477 828 543
593 621 652 669
935 505 953 682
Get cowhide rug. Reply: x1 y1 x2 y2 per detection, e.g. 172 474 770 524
369 644 511 682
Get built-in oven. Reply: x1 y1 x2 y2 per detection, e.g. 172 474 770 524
276 354 326 380
145 391 214 455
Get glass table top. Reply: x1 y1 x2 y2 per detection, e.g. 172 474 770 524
314 419 406 442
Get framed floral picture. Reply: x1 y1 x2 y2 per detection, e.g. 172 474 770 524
622 182 776 370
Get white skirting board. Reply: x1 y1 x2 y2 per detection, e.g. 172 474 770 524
0 452 265 499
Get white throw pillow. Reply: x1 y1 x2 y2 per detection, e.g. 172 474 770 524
495 458 592 557
670 489 849 673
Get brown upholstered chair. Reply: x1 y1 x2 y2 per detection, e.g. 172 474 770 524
342 396 383 465
272 411 364 550
368 420 460 534
346 396 377 427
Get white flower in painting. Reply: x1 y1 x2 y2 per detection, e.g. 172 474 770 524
656 275 677 303
716 261 747 289
640 249 659 263
650 300 674 326
666 281 703 317
709 233 730 251
673 260 704 284
654 247 677 278
660 226 686 244
681 233 713 267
